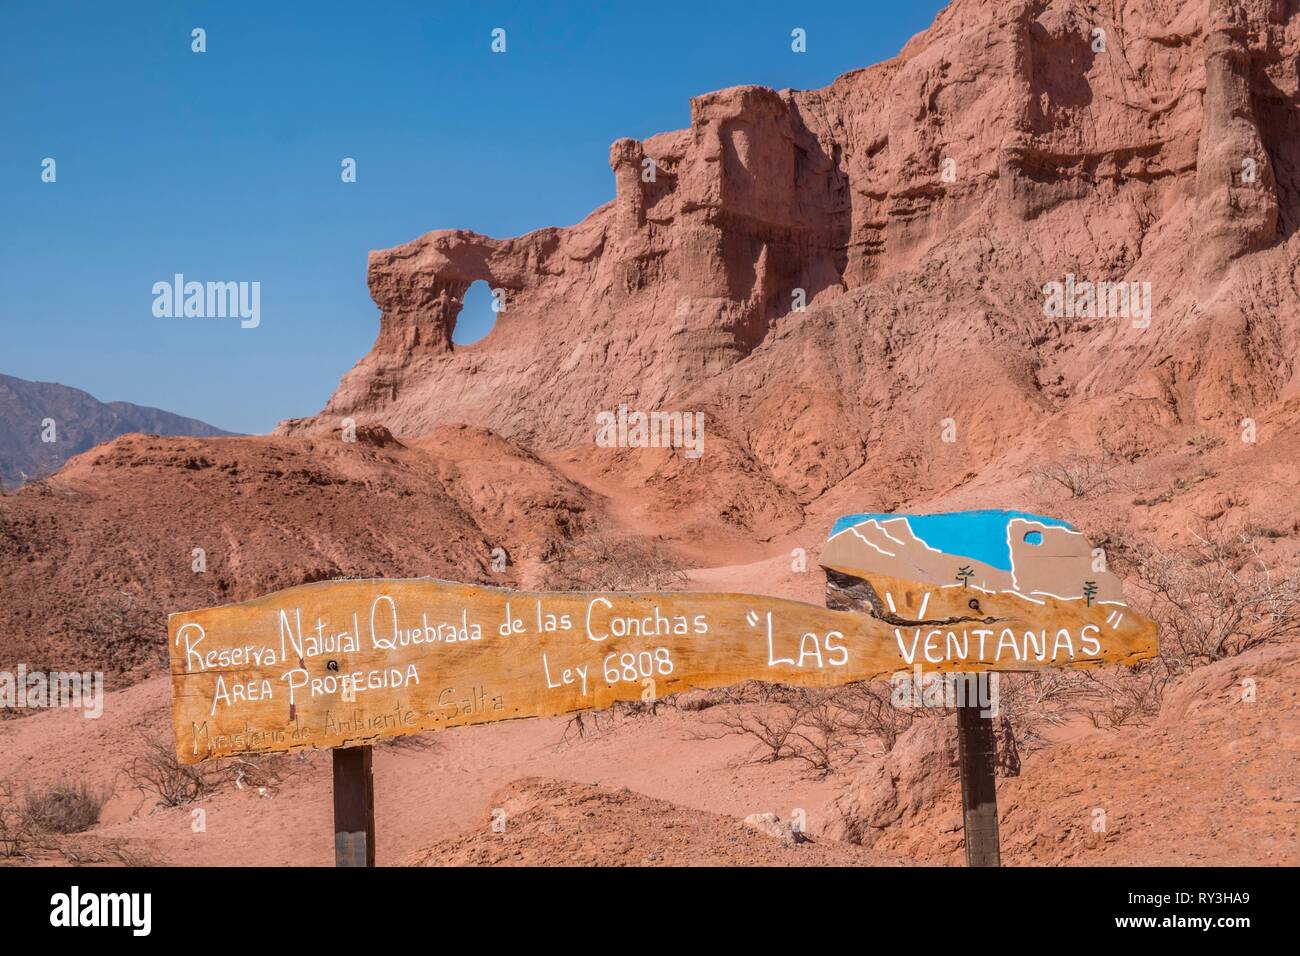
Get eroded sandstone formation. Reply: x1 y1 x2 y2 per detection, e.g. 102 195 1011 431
282 0 1300 512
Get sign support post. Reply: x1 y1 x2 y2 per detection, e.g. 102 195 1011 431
332 745 376 867
955 674 1000 867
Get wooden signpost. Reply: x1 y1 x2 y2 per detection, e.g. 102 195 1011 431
166 510 1157 867
955 675 1001 866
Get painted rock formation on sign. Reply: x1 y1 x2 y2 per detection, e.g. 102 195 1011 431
821 509 1125 605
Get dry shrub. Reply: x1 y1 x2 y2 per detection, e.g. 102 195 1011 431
1133 527 1300 665
714 679 791 706
379 732 440 753
975 671 1073 747
0 781 36 858
559 708 613 744
695 691 836 773
124 737 316 806
542 531 687 592
674 693 718 712
22 779 109 834
834 681 918 753
53 838 161 867
1032 438 1135 501
126 737 211 807
995 715 1021 776
0 781 158 864
217 752 315 795
1033 455 1116 499
557 696 665 746
693 681 924 776
52 589 165 676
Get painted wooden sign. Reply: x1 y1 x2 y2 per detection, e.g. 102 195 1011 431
821 509 1128 608
168 511 1157 763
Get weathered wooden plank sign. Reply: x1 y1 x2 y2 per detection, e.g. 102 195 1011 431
165 508 1157 867
168 560 1156 764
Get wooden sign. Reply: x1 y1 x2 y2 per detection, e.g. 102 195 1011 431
165 509 1158 867
168 566 1156 764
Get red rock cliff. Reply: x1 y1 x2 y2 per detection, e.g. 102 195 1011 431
282 0 1300 505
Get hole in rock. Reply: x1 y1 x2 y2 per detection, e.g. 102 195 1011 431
1023 531 1044 546
453 280 498 347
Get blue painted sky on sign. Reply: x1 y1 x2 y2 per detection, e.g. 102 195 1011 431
829 510 1077 572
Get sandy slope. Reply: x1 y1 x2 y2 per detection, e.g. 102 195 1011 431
404 778 895 867
0 671 877 866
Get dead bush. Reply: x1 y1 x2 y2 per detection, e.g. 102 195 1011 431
542 531 688 592
995 715 1022 776
693 682 924 776
674 693 719 712
379 733 440 753
833 681 917 753
217 752 315 796
22 779 109 834
53 589 165 676
559 707 619 745
1133 527 1300 666
966 668 1086 745
124 737 318 805
0 781 37 858
126 737 210 807
555 694 670 747
1033 455 1116 499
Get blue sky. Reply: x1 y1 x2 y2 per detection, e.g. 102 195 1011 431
1 1 947 434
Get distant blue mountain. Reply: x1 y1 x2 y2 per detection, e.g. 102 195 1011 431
0 373 239 489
